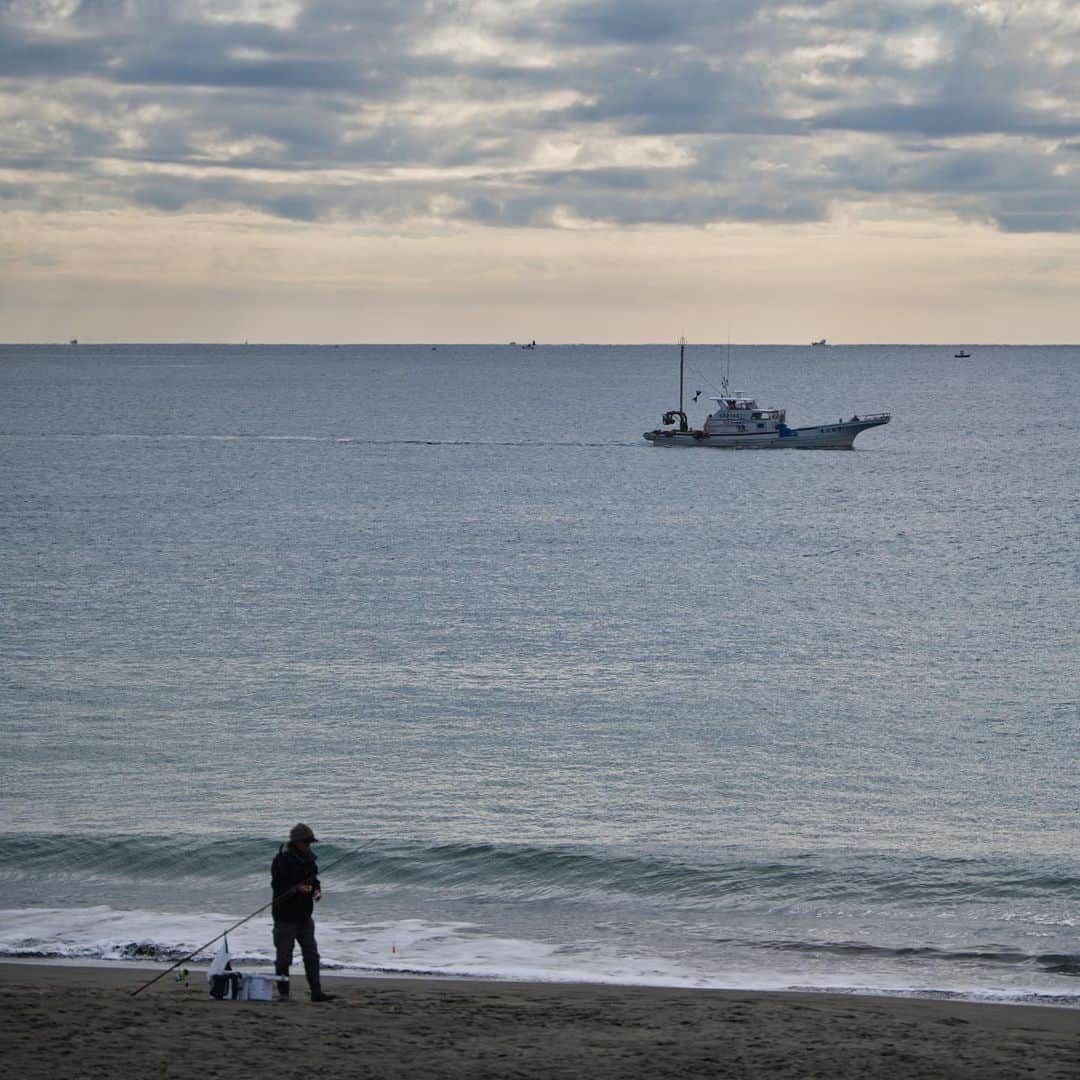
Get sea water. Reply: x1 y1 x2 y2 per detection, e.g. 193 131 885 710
1 343 1077 1003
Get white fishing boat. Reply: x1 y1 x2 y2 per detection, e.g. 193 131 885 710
643 341 890 450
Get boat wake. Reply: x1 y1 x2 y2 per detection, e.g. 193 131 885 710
6 433 632 449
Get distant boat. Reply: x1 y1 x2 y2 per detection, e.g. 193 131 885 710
68 338 78 345
811 338 827 347
954 350 971 358
643 340 890 450
521 340 536 350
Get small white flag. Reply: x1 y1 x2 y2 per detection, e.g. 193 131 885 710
208 935 232 978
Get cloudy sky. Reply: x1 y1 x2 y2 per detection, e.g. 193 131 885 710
2 0 1078 342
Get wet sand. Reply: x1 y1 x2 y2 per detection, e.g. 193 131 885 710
2 962 1078 1079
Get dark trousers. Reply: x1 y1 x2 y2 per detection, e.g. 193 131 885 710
273 917 319 979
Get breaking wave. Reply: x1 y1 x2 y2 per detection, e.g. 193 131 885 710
3 832 1078 911
3 836 1078 1003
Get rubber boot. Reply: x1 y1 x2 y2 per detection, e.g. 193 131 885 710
275 964 290 1000
305 958 336 1002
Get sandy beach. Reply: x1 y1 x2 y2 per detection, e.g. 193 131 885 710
2 962 1077 1079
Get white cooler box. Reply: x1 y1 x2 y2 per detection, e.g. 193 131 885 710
237 972 284 1001
209 971 284 1001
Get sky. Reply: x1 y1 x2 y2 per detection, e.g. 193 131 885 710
1 0 1078 343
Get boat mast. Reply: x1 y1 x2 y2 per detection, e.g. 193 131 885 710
661 337 690 431
679 336 686 417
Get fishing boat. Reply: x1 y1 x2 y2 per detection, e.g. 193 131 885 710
811 338 827 347
954 350 971 358
643 341 890 450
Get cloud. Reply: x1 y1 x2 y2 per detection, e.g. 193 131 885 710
1 0 1078 231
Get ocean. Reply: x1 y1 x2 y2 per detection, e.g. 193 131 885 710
1 342 1077 1004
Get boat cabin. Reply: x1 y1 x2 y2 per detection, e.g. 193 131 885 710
704 395 786 435
714 396 756 412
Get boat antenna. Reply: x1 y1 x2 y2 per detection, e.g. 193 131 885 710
721 330 732 396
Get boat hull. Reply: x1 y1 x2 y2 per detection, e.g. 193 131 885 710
643 415 890 450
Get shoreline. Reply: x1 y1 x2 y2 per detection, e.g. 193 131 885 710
4 961 1078 1079
4 954 1078 1011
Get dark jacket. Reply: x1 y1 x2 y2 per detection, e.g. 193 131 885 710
271 843 321 923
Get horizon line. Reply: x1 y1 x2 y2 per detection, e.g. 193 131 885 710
4 341 1078 349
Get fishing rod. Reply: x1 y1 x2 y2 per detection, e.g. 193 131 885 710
130 850 352 997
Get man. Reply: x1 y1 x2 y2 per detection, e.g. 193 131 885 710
271 823 336 1002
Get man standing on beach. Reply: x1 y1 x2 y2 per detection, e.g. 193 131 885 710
272 823 336 1002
